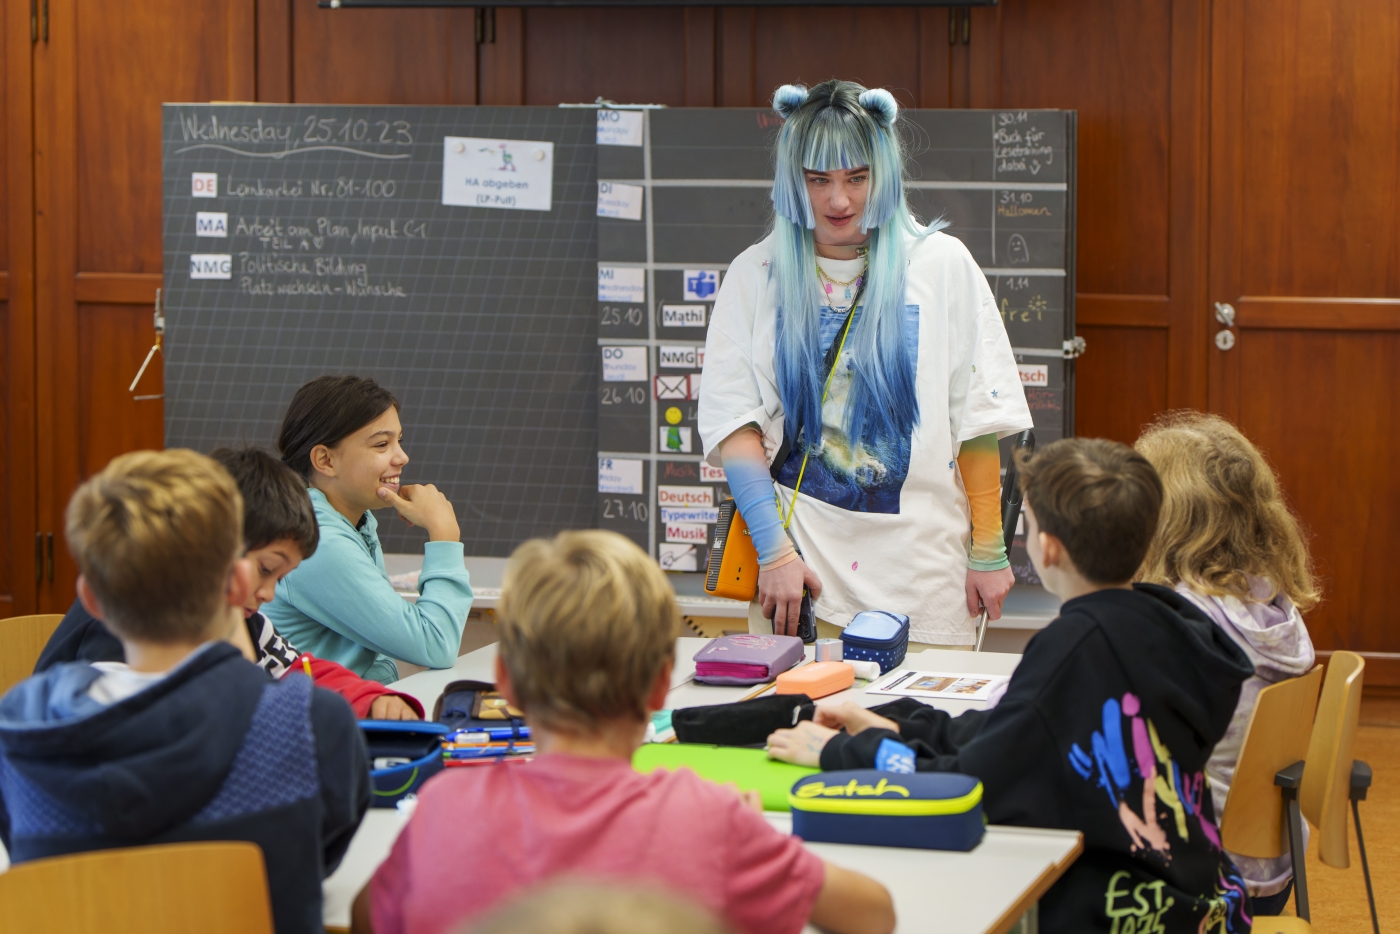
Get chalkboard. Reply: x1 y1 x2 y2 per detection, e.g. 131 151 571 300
160 105 598 556
593 107 1076 586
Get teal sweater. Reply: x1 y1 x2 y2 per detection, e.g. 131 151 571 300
264 489 473 683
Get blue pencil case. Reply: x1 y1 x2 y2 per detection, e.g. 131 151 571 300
361 719 450 808
840 611 910 674
789 770 985 851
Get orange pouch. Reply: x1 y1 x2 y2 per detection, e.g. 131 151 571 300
705 499 760 602
775 662 856 699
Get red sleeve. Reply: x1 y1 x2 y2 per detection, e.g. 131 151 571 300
722 793 826 934
292 655 426 719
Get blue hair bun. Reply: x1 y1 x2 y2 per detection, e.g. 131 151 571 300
858 88 898 128
772 84 809 119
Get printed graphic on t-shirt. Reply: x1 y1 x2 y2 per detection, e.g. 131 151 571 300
777 304 920 514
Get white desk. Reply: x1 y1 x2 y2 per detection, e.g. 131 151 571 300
324 640 1079 934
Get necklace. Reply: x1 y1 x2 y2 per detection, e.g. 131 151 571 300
816 257 868 307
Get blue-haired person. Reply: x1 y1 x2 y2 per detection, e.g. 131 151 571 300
698 80 1033 648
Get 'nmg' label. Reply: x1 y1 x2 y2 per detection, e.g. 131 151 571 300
190 254 232 279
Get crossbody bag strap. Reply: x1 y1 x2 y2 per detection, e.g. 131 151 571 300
778 281 866 529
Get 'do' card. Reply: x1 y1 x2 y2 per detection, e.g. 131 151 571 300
442 136 554 212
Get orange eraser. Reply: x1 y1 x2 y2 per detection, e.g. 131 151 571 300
775 661 856 699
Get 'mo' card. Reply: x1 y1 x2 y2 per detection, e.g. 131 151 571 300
442 137 554 212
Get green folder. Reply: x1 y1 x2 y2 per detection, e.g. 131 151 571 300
633 744 820 811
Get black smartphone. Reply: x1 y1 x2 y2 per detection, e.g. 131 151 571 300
796 589 816 643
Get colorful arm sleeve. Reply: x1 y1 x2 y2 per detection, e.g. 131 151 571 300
956 433 1009 571
720 456 795 568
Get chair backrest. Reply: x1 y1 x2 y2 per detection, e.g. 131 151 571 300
0 614 66 694
1301 651 1365 868
0 841 274 934
1219 665 1324 858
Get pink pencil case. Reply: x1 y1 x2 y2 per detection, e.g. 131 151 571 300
693 635 805 686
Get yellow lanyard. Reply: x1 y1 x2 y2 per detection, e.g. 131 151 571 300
779 305 858 530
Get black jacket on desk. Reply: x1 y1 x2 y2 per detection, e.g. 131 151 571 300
0 642 370 934
821 584 1256 934
32 598 124 672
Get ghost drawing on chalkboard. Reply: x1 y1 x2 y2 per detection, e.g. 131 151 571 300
1007 233 1031 265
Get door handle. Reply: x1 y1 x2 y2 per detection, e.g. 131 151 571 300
1213 302 1236 327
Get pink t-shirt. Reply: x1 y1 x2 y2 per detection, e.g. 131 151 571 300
369 754 826 934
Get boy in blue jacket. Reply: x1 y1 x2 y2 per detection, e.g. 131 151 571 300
0 449 369 934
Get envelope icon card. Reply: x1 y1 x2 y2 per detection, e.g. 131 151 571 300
655 375 690 400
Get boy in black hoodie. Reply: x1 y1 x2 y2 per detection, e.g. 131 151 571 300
0 449 369 934
768 438 1256 933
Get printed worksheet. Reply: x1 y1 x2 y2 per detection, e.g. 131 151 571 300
865 670 1010 701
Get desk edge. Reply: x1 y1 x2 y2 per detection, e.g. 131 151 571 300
982 831 1084 934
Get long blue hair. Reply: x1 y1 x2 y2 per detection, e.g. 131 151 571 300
769 80 941 453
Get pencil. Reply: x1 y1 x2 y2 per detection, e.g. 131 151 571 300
302 654 313 677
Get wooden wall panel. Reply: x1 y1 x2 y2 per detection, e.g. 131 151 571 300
523 8 688 106
78 306 166 480
1234 329 1399 657
750 8 921 110
290 2 458 104
0 299 9 617
1073 325 1169 445
1236 0 1400 297
75 1 241 274
994 0 1172 297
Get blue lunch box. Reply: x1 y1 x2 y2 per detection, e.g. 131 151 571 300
361 719 449 808
840 611 911 674
789 770 986 851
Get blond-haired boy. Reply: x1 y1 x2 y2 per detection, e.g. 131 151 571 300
0 450 369 934
354 530 894 934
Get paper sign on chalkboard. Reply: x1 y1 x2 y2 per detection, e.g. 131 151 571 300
442 136 554 211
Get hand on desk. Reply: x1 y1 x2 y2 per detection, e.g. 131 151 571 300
814 701 899 737
766 721 838 767
369 694 420 720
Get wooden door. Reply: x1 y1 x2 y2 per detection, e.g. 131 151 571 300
1209 0 1400 682
30 0 255 610
3 0 39 617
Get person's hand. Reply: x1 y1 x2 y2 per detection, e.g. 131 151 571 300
814 701 900 737
767 721 838 767
965 566 1015 619
377 483 461 542
758 556 822 637
721 782 764 813
369 694 420 720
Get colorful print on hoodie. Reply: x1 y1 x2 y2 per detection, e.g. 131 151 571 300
819 584 1256 933
1179 578 1315 897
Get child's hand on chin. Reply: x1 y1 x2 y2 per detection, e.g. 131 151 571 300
766 721 838 767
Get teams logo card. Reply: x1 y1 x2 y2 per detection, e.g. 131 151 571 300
683 269 720 301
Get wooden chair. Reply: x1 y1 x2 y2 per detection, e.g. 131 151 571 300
0 613 65 694
1247 651 1377 934
0 841 274 934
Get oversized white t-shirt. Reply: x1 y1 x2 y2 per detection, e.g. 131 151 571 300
698 230 1032 643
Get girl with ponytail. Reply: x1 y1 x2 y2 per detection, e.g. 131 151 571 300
698 79 1032 647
